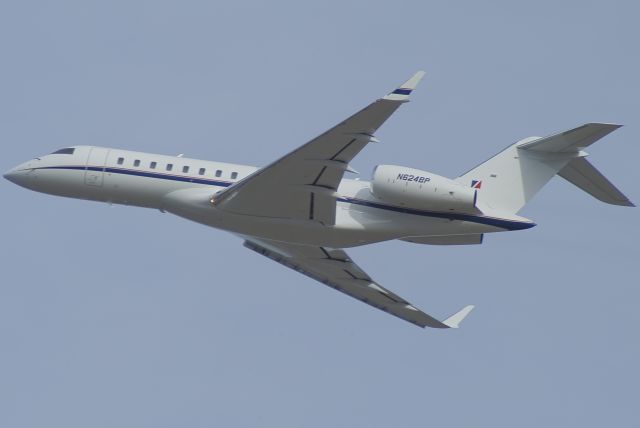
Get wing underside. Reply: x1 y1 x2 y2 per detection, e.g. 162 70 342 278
243 238 474 329
212 72 427 225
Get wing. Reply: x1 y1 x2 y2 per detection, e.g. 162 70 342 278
212 72 426 225
243 238 474 329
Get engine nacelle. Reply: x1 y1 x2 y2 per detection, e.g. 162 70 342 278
370 165 478 213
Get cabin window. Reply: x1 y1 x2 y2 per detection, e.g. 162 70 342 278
215 170 222 177
117 157 124 165
199 168 206 175
133 159 141 167
150 161 157 169
182 166 189 173
166 163 173 171
51 148 75 155
231 172 238 179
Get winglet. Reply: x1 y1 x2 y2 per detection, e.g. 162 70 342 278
442 305 475 328
383 71 426 102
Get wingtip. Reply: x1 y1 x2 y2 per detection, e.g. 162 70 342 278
383 71 426 101
442 305 475 329
402 70 426 90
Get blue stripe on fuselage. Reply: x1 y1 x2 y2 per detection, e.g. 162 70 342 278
41 165 234 187
337 197 535 231
37 165 536 231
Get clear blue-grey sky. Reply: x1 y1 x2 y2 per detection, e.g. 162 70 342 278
1 1 638 427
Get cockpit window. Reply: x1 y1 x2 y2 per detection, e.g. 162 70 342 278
51 148 75 155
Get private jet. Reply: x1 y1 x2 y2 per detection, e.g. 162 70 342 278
4 71 633 328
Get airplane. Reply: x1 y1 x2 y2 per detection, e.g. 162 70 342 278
4 71 634 329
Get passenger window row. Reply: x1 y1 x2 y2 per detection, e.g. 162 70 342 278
115 156 239 180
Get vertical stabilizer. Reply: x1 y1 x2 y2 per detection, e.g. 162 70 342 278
456 123 630 214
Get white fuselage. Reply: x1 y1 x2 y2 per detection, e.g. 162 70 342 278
4 146 534 247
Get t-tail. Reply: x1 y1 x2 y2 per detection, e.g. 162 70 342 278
456 123 634 215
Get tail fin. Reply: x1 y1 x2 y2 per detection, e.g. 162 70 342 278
456 123 633 214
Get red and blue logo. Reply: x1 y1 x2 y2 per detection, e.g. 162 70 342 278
471 180 482 189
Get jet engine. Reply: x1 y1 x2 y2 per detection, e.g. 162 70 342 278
370 165 478 213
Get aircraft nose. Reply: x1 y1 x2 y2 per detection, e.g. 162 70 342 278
4 162 36 187
3 167 18 183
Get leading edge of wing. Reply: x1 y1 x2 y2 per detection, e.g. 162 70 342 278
210 71 427 213
243 238 474 329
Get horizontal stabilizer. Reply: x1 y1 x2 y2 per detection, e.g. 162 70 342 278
518 123 622 153
443 305 475 329
558 157 634 206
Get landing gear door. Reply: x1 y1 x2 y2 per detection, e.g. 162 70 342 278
85 147 109 186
